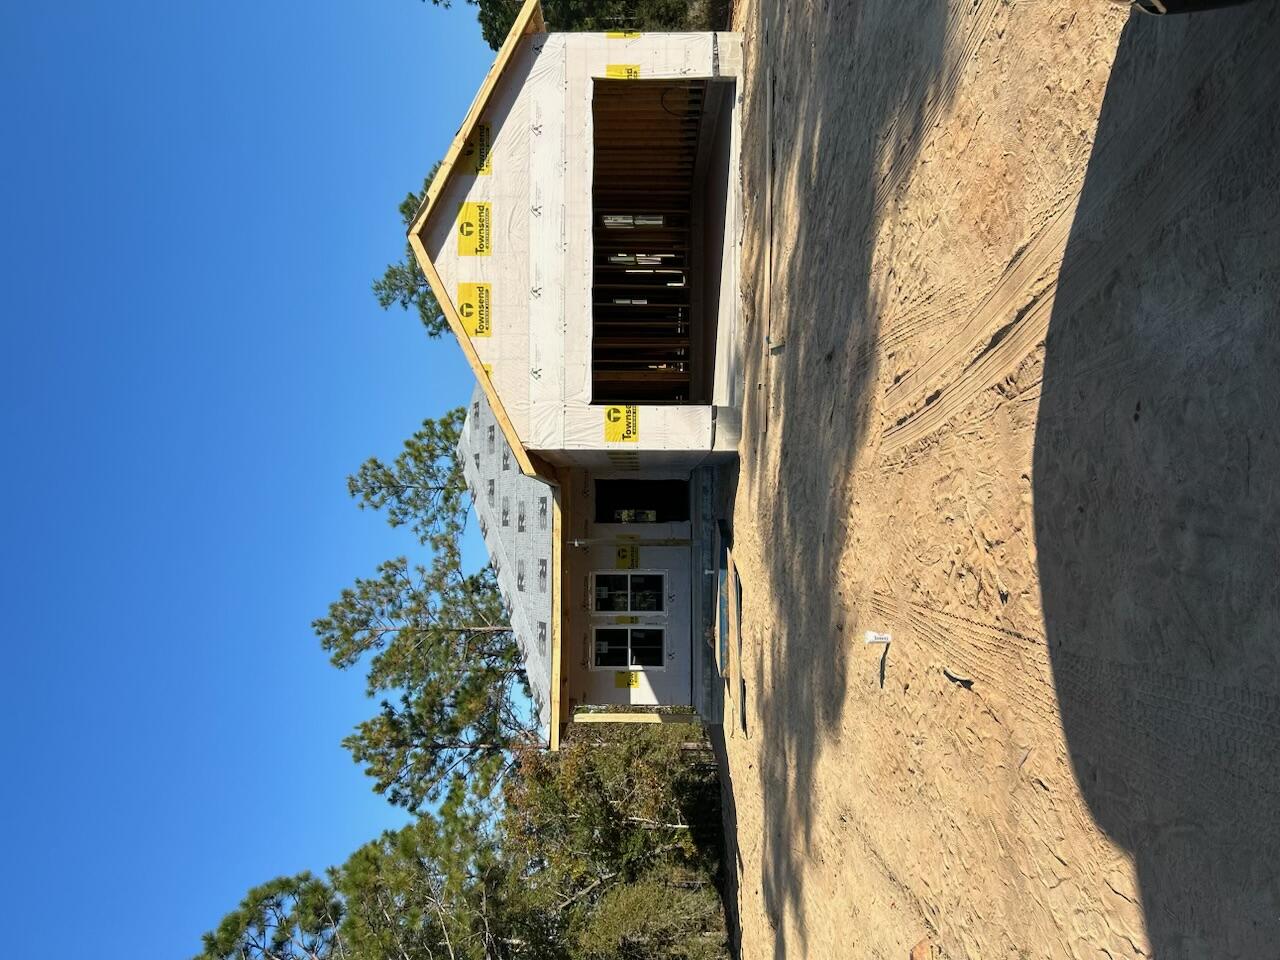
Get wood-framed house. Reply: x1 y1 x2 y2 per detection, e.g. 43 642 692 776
411 0 743 748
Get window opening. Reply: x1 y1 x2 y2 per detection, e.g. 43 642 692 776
593 627 665 669
592 572 665 614
595 479 689 523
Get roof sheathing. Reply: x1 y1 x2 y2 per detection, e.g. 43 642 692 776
407 0 547 482
459 385 555 740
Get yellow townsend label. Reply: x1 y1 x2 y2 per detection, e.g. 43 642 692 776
463 123 492 175
614 671 640 689
615 545 640 569
457 202 492 256
615 616 638 624
457 283 492 337
606 31 641 39
606 64 641 80
604 404 639 443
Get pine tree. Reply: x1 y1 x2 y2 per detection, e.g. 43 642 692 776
372 163 445 338
316 409 532 811
195 873 346 960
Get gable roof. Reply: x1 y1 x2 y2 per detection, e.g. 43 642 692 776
406 0 549 482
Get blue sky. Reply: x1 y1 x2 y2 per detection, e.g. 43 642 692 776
0 2 492 955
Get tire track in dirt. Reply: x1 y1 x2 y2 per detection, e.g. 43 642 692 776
1053 650 1280 805
868 0 1008 358
881 280 968 351
883 281 1057 452
879 178 1080 357
864 594 1149 956
870 593 1280 816
878 17 1280 458
870 592 1059 726
873 0 1005 218
866 593 1280 957
881 198 1071 416
831 807 957 960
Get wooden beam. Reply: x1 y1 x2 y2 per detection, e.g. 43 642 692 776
572 711 701 725
549 467 565 751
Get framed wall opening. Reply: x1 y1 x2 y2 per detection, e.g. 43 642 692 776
590 78 736 405
594 478 691 524
592 571 667 615
592 626 665 670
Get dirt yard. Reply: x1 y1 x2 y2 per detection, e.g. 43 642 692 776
719 1 1280 957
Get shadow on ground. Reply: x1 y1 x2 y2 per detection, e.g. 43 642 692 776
732 1 967 956
1034 5 1280 957
707 722 742 959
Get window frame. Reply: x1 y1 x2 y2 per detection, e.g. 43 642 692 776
590 625 667 672
589 570 668 617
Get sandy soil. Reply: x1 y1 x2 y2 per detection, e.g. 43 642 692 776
719 1 1280 957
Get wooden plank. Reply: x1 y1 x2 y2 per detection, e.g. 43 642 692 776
572 711 700 725
549 468 565 751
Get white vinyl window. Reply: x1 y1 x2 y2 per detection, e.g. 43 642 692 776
591 571 666 614
592 626 665 669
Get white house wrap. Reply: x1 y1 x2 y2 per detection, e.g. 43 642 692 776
410 0 743 747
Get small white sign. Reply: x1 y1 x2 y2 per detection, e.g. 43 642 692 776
865 631 892 645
